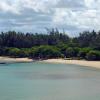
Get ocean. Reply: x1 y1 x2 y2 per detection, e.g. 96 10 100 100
0 62 100 100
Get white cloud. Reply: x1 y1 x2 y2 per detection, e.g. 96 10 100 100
53 8 78 26
0 1 20 14
22 0 59 13
0 0 100 34
85 0 95 8
52 0 100 32
84 0 100 10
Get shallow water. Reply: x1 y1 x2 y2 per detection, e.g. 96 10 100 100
0 62 100 100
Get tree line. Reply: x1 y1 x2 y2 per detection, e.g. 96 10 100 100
0 29 100 61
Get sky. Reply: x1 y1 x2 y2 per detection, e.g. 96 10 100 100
0 0 100 36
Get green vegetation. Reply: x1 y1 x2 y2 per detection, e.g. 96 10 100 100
30 45 62 59
0 29 100 60
86 50 100 61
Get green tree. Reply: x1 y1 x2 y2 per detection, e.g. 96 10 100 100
78 48 92 59
30 45 62 59
86 50 100 60
65 47 75 57
8 48 20 57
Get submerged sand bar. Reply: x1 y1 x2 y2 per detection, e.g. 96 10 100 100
42 59 100 69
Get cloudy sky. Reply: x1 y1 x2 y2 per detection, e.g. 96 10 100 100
0 0 100 35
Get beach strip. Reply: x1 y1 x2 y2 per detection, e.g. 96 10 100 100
0 57 100 69
42 59 100 69
0 57 33 63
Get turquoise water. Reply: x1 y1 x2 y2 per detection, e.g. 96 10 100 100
0 62 100 100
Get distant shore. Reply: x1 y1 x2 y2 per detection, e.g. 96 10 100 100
0 57 100 69
42 59 100 69
0 57 33 63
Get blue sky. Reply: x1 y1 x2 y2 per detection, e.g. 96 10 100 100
0 0 99 36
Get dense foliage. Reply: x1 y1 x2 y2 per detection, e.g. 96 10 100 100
0 29 100 60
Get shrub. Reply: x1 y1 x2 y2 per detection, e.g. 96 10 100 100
65 47 80 58
18 49 30 57
78 47 92 59
86 50 100 60
30 45 62 59
8 48 20 57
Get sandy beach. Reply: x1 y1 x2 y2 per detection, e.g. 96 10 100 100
42 59 100 69
0 57 33 63
0 57 100 69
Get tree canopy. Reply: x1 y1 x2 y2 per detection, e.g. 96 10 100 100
0 29 100 60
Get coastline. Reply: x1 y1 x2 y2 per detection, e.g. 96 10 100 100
0 57 100 69
0 57 33 63
42 59 100 69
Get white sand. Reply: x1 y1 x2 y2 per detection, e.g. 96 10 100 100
42 59 100 69
0 57 33 63
0 57 100 69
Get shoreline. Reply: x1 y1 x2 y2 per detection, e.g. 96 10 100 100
0 57 100 69
0 57 34 63
42 59 100 69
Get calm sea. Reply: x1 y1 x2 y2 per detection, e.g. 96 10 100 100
0 62 100 100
